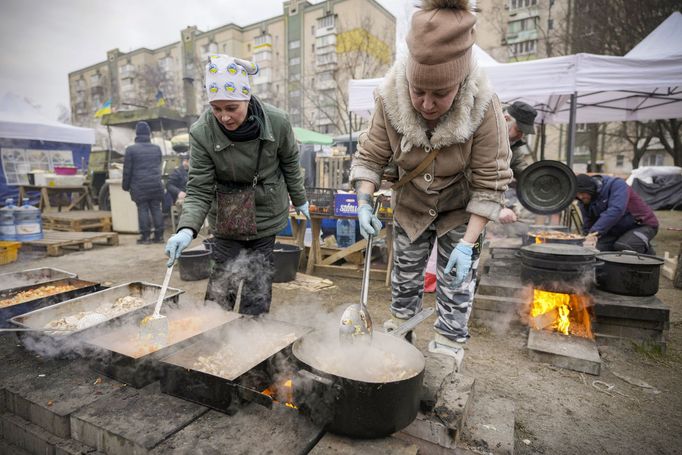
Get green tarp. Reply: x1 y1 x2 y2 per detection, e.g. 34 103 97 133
293 127 333 145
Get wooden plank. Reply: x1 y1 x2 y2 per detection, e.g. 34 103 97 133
21 230 119 256
312 264 389 281
320 228 387 266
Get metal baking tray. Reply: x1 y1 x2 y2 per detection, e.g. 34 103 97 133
85 305 241 388
0 267 78 293
8 282 184 353
0 278 101 328
159 317 311 415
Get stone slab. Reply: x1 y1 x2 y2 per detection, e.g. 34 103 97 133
154 404 324 455
594 316 668 331
0 437 32 455
594 332 667 353
433 373 475 444
460 395 515 455
491 249 520 260
309 432 418 455
527 329 601 375
487 238 523 249
477 276 527 299
70 382 208 455
592 323 666 342
3 360 123 438
591 290 670 322
421 353 458 411
473 294 525 314
1 412 67 455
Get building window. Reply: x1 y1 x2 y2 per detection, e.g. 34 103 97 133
291 73 301 81
548 18 554 30
317 15 335 29
576 123 588 132
510 0 537 10
508 40 537 57
644 153 665 166
289 40 300 50
311 25 315 35
289 57 300 66
616 154 625 167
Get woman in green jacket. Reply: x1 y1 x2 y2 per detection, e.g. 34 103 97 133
165 54 309 315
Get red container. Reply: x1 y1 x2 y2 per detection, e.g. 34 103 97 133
54 166 78 175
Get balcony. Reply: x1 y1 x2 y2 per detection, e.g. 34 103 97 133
506 29 538 44
315 53 337 71
120 66 136 80
315 79 336 91
75 102 88 115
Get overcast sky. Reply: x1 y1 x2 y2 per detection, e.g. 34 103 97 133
0 0 413 121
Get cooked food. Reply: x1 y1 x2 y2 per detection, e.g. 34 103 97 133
42 295 147 332
0 284 79 308
532 230 585 240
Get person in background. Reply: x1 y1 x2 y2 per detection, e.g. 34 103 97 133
164 54 309 316
166 153 189 205
575 174 658 254
350 0 512 361
122 121 165 244
498 101 538 224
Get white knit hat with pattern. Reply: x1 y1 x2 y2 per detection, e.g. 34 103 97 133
205 54 259 102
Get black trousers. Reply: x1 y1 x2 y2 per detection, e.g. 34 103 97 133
136 199 164 240
205 235 276 315
597 225 658 255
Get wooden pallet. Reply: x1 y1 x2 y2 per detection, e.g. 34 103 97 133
21 230 119 257
41 210 112 232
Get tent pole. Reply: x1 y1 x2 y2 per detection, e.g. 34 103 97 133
540 121 546 161
348 111 353 155
566 92 577 169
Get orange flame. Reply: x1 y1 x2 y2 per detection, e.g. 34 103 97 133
262 378 298 409
530 289 593 338
535 235 545 244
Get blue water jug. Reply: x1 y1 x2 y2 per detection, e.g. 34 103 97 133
15 204 43 241
0 198 18 241
336 219 356 248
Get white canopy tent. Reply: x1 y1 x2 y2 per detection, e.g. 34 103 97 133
348 12 682 166
0 93 95 144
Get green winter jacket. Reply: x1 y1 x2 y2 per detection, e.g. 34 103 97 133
177 97 306 240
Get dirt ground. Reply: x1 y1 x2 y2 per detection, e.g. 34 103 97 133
2 210 681 455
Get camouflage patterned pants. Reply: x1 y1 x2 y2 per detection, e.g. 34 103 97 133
391 220 481 341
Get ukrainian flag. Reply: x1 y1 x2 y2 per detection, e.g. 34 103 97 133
95 99 112 118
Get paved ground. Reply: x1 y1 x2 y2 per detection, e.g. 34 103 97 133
1 209 681 454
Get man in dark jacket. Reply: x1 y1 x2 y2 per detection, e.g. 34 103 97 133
575 174 659 254
166 153 189 205
122 121 165 244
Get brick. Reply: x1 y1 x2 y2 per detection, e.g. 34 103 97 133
527 329 601 375
421 353 458 412
3 360 122 438
477 276 527 299
1 412 62 455
0 437 32 455
432 373 475 444
474 294 525 314
591 290 670 322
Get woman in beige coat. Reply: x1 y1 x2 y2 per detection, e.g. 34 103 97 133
350 0 512 360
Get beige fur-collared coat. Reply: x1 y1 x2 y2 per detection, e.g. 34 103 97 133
350 56 513 242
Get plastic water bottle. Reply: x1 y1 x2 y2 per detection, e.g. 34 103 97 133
0 198 18 241
336 219 356 248
14 203 43 241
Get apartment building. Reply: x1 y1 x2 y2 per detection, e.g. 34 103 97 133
69 0 395 139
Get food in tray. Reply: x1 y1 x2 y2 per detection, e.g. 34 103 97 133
0 284 80 308
532 230 585 240
41 295 147 332
190 332 298 378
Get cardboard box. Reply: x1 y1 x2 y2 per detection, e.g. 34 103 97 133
334 193 358 216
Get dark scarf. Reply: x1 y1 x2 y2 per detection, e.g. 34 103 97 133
217 98 264 142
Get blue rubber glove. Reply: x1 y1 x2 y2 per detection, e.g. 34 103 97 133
295 201 311 221
357 204 382 239
164 228 193 267
444 240 474 288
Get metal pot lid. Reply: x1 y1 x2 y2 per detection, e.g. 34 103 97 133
521 243 596 257
516 160 576 214
596 251 664 266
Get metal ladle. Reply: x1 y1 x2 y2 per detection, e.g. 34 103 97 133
339 197 382 342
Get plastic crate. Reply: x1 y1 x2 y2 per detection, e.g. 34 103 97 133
306 187 337 215
0 241 21 265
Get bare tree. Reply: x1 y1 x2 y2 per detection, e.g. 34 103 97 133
298 14 394 135
57 104 71 124
569 0 681 168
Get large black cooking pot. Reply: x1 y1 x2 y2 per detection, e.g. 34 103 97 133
527 232 585 246
516 160 576 214
595 251 664 297
519 243 598 292
292 330 424 438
